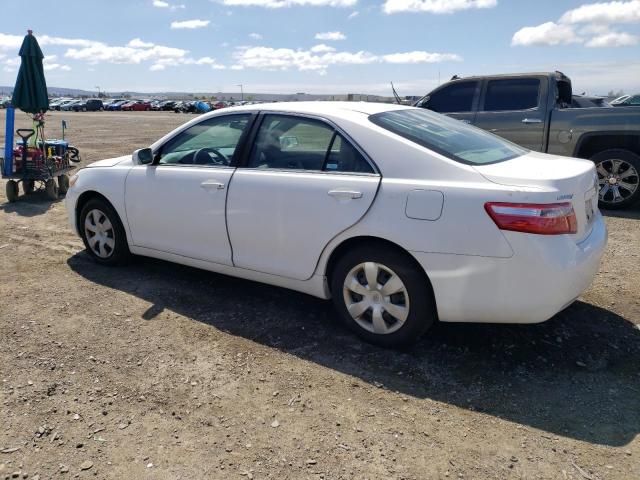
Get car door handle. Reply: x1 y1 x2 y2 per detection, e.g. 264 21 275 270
328 190 363 199
521 118 542 124
200 180 225 190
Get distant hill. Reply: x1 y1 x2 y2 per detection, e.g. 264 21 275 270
0 86 395 103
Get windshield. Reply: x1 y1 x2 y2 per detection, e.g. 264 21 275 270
369 108 527 165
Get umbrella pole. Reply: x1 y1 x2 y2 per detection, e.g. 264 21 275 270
3 106 14 176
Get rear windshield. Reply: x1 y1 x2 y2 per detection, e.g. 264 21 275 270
369 108 527 165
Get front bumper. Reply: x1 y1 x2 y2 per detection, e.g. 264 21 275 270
411 214 607 324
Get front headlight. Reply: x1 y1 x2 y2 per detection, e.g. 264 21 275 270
69 173 79 188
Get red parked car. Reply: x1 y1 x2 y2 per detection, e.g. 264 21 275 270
121 100 151 111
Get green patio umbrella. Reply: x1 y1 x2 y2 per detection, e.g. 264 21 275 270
12 30 49 114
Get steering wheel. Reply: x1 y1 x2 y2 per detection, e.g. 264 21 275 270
193 147 229 166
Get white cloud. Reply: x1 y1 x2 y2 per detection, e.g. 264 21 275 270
383 0 497 15
513 1 640 48
153 0 186 9
512 22 582 46
310 44 336 53
314 31 346 40
127 38 155 48
348 10 359 18
170 19 210 29
232 45 461 74
0 33 100 51
150 63 166 71
560 0 640 24
66 43 188 64
585 31 639 46
383 51 462 63
222 0 356 8
249 33 263 39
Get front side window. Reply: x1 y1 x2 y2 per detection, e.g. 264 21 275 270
370 108 527 165
158 114 250 166
247 114 374 173
483 78 541 111
424 81 479 113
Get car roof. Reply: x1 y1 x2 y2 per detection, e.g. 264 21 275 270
211 101 409 119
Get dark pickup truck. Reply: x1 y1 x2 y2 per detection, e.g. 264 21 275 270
416 72 640 209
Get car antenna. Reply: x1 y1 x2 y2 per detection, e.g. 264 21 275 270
390 81 402 104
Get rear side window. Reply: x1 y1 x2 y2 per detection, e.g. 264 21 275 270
424 81 478 113
370 108 527 165
483 78 540 111
247 114 374 173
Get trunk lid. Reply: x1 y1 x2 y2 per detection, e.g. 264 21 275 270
474 151 599 242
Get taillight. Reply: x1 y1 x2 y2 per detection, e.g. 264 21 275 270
485 202 577 235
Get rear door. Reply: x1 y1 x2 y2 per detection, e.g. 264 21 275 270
474 77 547 151
226 113 380 280
418 80 480 125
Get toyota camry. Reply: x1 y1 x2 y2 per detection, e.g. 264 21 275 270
65 102 607 347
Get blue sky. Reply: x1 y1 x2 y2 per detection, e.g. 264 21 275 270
0 0 639 95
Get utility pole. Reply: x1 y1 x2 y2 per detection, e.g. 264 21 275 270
95 86 101 98
237 84 244 102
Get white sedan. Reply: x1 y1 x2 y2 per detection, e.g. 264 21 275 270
65 102 607 347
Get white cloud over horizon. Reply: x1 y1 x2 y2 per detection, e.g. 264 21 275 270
383 0 497 15
232 45 462 74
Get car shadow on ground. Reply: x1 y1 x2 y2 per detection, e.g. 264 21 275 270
67 252 640 448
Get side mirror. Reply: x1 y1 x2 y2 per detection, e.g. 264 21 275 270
133 147 154 165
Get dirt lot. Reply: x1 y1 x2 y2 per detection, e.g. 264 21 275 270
1 110 639 480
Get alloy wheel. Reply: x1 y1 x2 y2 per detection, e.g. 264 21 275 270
342 262 410 335
596 158 639 206
84 209 115 258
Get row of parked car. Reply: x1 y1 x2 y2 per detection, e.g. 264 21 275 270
44 98 248 113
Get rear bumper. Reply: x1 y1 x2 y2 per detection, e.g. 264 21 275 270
411 214 607 324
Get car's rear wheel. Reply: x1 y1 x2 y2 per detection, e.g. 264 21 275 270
592 149 640 210
330 244 436 347
79 198 130 265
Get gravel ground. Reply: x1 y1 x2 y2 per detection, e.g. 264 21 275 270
1 110 639 480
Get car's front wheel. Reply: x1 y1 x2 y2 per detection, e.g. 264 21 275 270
330 244 436 348
79 198 130 265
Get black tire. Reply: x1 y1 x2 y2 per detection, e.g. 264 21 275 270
58 175 69 194
330 244 436 348
79 198 130 265
591 149 640 210
22 179 35 195
45 179 58 200
6 180 19 202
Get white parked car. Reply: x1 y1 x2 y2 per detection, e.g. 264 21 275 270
65 102 607 347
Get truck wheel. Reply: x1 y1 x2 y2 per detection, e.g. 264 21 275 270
6 180 19 202
45 179 58 200
592 149 640 210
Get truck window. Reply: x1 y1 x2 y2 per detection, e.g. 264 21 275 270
426 81 478 113
483 78 541 111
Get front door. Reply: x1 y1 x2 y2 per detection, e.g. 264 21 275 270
226 113 380 280
125 113 253 265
